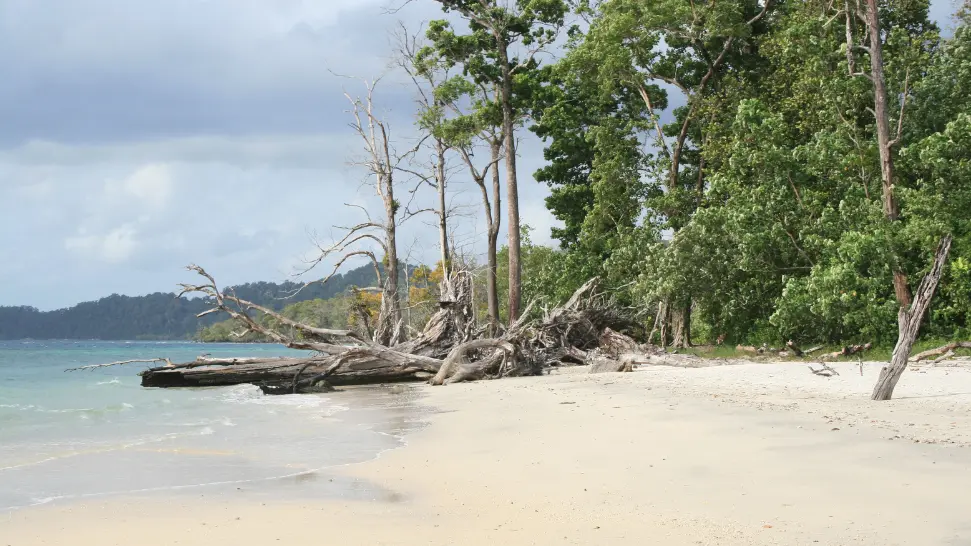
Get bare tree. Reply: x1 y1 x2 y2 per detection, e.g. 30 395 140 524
845 0 954 400
301 77 409 346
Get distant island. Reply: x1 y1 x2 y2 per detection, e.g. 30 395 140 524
0 264 383 341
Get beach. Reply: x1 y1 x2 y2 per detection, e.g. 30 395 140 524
3 361 971 545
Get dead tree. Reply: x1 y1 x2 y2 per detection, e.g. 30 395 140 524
871 237 952 399
300 77 410 346
394 270 476 359
170 265 443 388
844 0 955 400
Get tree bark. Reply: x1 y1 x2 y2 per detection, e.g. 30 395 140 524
872 236 953 400
436 137 451 279
497 38 522 324
670 303 691 349
141 352 443 389
487 139 503 334
376 182 403 346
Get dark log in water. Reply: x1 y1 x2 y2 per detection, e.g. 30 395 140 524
140 353 441 390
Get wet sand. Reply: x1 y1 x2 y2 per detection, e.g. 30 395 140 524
3 361 971 545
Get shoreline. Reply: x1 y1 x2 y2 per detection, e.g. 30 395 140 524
3 362 971 545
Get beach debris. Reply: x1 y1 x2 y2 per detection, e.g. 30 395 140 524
785 341 824 358
65 358 174 372
808 363 840 377
84 269 652 392
819 343 873 361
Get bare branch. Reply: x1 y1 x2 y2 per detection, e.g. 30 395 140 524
66 358 174 372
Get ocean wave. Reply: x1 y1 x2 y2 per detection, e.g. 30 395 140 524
95 378 122 386
3 467 323 513
0 427 217 472
218 384 345 412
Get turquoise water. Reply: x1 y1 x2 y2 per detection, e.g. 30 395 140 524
0 341 421 511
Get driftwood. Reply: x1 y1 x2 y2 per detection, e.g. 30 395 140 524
589 329 664 374
429 339 516 385
141 350 443 389
809 363 839 377
393 272 475 359
909 341 971 363
820 343 872 361
66 358 174 372
86 269 644 393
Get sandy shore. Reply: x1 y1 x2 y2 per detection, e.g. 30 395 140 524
4 361 971 545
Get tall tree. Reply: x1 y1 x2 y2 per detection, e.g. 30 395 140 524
427 0 567 323
437 76 506 332
855 0 956 399
396 27 457 283
541 0 774 346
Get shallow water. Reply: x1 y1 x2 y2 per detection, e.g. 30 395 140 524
0 340 424 511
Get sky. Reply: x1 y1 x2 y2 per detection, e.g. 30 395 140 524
0 0 962 310
0 0 561 310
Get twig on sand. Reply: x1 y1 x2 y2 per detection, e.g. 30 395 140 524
809 363 840 377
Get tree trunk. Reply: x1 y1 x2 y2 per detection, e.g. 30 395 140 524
670 302 691 349
376 178 403 346
497 39 521 324
861 0 945 400
657 301 670 348
865 0 900 223
436 137 451 279
872 236 953 400
487 139 503 335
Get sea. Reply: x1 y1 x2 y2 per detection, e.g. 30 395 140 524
0 340 424 512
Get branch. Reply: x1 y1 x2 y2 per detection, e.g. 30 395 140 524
888 66 910 149
66 358 174 372
636 82 673 160
179 265 367 355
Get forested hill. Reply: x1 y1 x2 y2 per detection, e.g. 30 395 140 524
0 264 382 340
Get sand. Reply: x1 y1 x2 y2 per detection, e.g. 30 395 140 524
3 360 971 545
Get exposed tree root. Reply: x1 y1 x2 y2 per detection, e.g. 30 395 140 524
84 269 652 393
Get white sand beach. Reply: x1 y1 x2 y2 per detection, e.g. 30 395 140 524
4 361 971 545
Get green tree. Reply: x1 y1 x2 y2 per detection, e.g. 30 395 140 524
427 0 568 323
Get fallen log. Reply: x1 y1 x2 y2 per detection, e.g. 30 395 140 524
85 268 643 393
588 351 632 374
820 343 872 361
141 348 443 389
910 341 971 363
430 339 516 385
932 350 956 365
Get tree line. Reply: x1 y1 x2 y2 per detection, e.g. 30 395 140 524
0 264 383 340
298 0 970 399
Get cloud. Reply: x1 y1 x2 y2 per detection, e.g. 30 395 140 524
120 164 172 208
0 0 438 146
65 224 140 264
